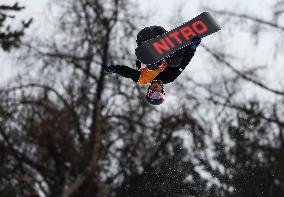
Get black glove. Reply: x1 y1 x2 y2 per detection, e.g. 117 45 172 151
189 36 201 51
102 64 116 73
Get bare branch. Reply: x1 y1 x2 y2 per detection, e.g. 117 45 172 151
203 45 284 96
4 83 85 143
207 8 284 31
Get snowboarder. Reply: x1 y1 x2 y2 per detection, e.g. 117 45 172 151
102 26 201 105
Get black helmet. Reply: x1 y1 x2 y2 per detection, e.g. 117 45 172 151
136 26 167 46
145 80 166 105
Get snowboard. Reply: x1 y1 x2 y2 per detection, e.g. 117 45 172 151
135 12 221 65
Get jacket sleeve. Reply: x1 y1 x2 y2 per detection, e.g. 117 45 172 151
178 46 196 70
156 47 196 84
113 65 140 82
165 46 195 69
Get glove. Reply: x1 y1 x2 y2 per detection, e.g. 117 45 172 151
189 36 201 51
102 64 116 73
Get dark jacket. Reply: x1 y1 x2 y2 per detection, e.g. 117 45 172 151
112 46 195 84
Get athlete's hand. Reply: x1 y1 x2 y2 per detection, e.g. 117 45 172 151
102 64 116 73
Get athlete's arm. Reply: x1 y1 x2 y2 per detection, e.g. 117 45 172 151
112 65 140 82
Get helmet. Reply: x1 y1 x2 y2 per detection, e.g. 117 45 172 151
145 80 166 105
136 26 167 46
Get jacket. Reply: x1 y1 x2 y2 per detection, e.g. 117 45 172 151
112 46 195 85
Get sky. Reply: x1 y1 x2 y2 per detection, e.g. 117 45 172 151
1 0 283 101
0 0 49 83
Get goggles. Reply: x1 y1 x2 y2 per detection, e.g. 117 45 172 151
147 89 163 100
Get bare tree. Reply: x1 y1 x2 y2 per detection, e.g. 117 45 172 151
174 1 284 196
4 0 284 197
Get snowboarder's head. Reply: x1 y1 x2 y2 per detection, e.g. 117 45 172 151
145 80 165 105
136 26 167 46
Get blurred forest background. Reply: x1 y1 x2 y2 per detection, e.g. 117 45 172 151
0 0 284 196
